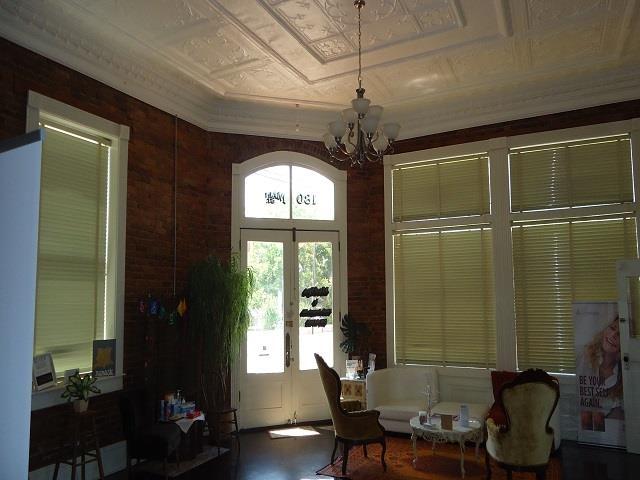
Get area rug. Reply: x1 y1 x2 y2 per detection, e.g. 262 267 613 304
316 436 562 479
136 444 228 478
268 425 321 439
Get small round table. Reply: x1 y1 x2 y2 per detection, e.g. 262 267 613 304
409 415 483 478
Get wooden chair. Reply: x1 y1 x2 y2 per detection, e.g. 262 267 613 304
314 353 386 474
485 369 560 479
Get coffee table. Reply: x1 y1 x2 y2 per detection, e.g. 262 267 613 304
409 415 483 478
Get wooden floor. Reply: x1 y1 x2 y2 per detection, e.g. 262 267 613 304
108 427 640 480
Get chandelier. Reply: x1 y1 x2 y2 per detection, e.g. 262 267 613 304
322 0 400 168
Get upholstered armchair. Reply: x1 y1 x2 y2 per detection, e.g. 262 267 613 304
314 353 386 474
485 369 560 480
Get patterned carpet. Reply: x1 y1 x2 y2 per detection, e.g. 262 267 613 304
317 436 561 479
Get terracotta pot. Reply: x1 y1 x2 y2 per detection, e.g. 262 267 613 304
73 399 89 413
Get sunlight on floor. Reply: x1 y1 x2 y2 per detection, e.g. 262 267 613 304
268 426 321 438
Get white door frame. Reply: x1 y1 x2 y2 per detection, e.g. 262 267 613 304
231 152 348 428
617 259 640 453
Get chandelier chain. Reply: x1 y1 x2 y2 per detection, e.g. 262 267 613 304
357 1 362 89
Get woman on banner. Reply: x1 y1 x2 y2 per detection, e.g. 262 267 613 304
577 315 624 421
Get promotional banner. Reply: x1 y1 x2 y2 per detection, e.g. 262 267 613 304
573 302 625 447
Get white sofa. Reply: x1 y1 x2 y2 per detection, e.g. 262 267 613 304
366 366 490 434
366 366 561 449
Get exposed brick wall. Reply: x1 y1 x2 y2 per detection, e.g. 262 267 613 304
3 34 640 470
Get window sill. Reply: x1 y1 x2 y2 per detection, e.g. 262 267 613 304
31 374 123 411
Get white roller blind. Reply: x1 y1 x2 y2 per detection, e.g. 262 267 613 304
510 135 632 212
394 227 495 367
513 217 637 373
392 154 490 221
34 124 110 374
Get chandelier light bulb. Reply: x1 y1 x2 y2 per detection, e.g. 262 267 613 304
367 105 384 119
351 97 370 115
342 108 357 124
383 123 401 141
361 115 379 135
329 120 347 138
323 132 337 149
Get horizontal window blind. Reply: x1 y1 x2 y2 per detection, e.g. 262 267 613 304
394 227 495 367
392 153 490 222
513 216 637 373
34 124 110 374
510 135 632 212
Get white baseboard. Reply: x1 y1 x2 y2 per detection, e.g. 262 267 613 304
29 440 126 480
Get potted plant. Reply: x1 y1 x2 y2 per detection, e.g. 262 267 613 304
189 255 254 414
61 372 101 413
339 313 370 358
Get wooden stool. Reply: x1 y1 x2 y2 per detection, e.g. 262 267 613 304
53 410 104 480
212 408 240 455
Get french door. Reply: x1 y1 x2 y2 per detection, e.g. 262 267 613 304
617 259 640 453
238 228 340 428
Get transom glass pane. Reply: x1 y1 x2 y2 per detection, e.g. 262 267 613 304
246 241 285 373
298 241 334 370
292 167 334 220
245 166 290 219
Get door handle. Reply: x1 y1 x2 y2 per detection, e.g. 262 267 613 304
285 332 291 368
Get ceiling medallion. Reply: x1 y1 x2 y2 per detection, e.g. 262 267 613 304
322 0 400 167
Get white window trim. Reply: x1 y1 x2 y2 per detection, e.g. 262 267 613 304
26 91 129 410
385 118 640 377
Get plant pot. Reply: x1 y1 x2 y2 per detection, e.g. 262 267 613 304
73 399 89 413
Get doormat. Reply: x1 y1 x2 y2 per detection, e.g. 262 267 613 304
136 444 228 477
316 436 562 479
268 425 321 439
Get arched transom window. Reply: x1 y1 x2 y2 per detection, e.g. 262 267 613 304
244 165 335 221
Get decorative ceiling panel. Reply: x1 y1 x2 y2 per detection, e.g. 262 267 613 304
0 0 638 140
526 0 606 28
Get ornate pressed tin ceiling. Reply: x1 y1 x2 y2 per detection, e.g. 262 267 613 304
0 0 639 139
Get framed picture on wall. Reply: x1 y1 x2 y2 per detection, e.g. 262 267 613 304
32 353 56 390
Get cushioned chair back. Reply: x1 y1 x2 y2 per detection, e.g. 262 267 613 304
501 371 559 465
314 354 348 434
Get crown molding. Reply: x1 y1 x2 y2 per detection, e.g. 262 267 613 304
1 0 639 143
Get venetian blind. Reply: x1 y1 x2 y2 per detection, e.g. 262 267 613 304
394 227 495 367
392 154 490 222
510 135 632 212
513 217 637 373
34 124 110 374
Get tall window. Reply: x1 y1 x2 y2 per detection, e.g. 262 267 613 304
388 127 639 373
33 123 111 374
510 135 637 372
28 91 128 387
391 153 496 367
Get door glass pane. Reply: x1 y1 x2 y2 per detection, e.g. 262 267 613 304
247 241 284 373
245 166 290 219
298 241 334 370
292 167 334 220
628 277 640 339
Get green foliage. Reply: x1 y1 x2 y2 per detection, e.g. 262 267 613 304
61 373 101 402
297 242 333 327
339 313 370 355
189 255 254 405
